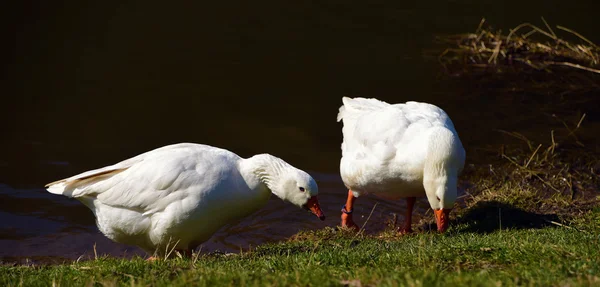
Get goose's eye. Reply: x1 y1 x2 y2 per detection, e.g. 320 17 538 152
299 187 305 192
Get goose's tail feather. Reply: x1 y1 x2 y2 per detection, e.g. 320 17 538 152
337 97 389 122
45 167 129 197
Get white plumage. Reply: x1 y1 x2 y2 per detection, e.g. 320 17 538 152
337 97 465 232
46 143 324 256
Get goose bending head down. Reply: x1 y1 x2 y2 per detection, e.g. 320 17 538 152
45 143 325 257
337 97 465 233
249 153 324 219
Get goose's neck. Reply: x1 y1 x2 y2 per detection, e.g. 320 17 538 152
240 154 293 196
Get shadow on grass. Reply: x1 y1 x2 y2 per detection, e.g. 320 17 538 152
422 200 560 233
458 200 560 233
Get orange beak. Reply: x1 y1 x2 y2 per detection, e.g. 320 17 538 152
304 196 325 221
434 208 452 233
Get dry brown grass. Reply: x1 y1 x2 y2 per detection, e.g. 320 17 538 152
456 116 599 222
438 18 600 75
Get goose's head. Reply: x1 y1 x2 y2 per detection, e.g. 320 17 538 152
249 154 325 221
424 176 457 233
275 169 325 221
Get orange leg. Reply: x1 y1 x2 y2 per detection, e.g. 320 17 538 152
341 190 359 230
398 197 416 234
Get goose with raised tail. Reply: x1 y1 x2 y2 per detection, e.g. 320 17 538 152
337 97 465 233
45 143 325 257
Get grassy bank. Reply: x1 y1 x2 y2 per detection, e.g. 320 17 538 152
2 113 599 287
1 208 599 286
2 131 598 287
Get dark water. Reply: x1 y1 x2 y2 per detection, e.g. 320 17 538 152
2 1 599 263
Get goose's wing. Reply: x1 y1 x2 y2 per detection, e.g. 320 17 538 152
351 106 409 161
342 101 453 162
45 143 235 215
398 101 453 130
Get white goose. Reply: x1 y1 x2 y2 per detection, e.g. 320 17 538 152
337 97 465 233
46 143 324 257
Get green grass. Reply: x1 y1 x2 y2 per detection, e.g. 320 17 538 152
2 208 599 287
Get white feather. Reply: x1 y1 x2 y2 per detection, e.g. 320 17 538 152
45 143 319 255
338 97 466 210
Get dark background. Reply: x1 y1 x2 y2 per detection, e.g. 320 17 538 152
3 1 598 185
